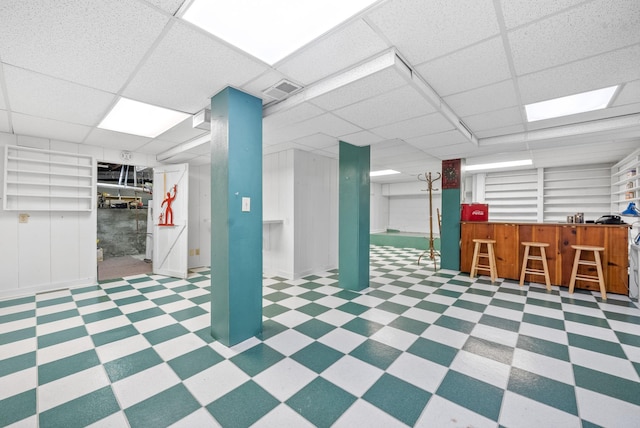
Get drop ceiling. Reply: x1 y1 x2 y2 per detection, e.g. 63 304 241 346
0 0 638 184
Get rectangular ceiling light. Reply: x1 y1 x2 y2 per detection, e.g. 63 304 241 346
98 97 190 138
525 86 618 122
370 169 400 177
182 0 378 65
465 160 532 171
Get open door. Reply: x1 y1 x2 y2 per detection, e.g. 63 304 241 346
153 163 189 279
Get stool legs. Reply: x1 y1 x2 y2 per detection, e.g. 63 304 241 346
470 239 497 283
519 244 551 290
569 246 607 300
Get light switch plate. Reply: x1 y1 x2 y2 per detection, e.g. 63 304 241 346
242 197 250 212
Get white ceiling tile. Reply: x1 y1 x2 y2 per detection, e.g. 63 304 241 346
425 141 480 159
526 102 640 131
310 146 339 158
0 76 6 109
276 20 389 85
334 86 436 129
142 0 184 14
0 110 10 132
372 113 454 140
309 67 406 111
265 112 360 146
4 65 115 126
264 103 326 132
614 80 640 107
294 133 336 150
162 152 198 164
83 128 151 151
366 0 500 64
508 0 640 75
531 139 640 167
12 113 91 143
462 107 523 133
415 37 511 96
0 0 169 92
263 141 309 155
339 130 384 147
444 80 518 117
518 45 640 104
500 0 586 29
124 21 269 113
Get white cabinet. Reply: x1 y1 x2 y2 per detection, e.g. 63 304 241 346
3 145 95 211
611 149 640 216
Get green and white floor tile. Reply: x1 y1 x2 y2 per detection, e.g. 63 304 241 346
1 245 640 427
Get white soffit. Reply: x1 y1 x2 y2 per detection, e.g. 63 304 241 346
0 110 10 133
339 130 384 147
372 113 454 140
614 80 640 106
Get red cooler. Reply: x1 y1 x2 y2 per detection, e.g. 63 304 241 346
461 203 489 221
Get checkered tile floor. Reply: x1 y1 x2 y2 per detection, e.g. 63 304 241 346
2 245 640 427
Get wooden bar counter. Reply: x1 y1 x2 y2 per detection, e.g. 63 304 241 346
461 222 630 295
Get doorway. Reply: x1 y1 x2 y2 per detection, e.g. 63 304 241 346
97 162 153 281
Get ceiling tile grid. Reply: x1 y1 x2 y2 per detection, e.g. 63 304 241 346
0 0 170 93
292 133 337 151
366 0 500 64
276 20 389 85
517 44 640 104
371 113 454 140
142 0 185 15
414 36 512 97
11 113 91 143
123 21 269 114
507 0 640 75
443 80 519 117
462 107 523 133
333 85 436 129
499 0 589 29
3 65 115 127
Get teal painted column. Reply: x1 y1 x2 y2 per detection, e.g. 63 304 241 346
440 159 462 270
339 141 370 290
210 87 262 346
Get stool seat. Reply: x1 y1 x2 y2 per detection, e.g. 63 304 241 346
470 238 497 283
519 242 551 290
569 245 606 300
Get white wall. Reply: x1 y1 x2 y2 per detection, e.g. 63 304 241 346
263 150 294 277
293 150 338 277
370 182 389 233
0 131 164 298
382 181 442 234
187 164 211 269
263 149 338 279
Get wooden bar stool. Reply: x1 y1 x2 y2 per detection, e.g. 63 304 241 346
470 238 497 283
519 242 551 290
568 245 606 300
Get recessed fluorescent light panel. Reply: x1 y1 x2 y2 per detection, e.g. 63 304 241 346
182 0 378 65
98 98 190 138
465 160 532 171
370 169 400 177
525 86 618 122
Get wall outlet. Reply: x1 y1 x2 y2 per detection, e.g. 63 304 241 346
18 213 29 223
242 197 250 212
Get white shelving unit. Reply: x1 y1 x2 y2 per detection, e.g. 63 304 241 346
611 148 640 216
3 145 95 211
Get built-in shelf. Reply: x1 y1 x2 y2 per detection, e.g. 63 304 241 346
3 145 96 211
611 149 640 216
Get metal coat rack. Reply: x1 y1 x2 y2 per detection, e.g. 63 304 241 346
417 171 441 270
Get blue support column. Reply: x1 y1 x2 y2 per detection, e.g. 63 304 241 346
440 159 462 270
210 87 262 346
339 141 370 290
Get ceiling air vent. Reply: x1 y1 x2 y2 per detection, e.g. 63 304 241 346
263 79 302 101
